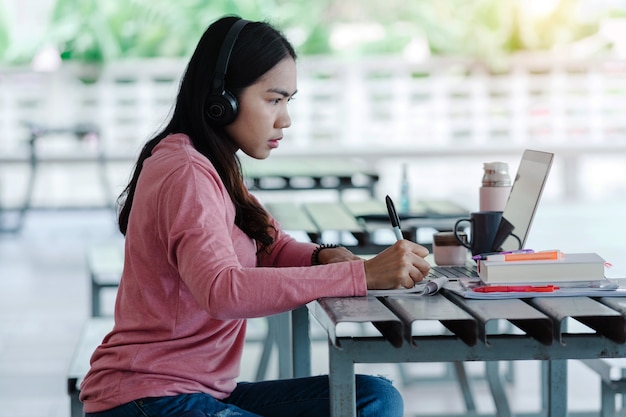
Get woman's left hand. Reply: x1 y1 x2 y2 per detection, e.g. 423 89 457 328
318 246 361 264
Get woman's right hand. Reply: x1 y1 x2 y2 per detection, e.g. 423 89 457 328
363 240 431 290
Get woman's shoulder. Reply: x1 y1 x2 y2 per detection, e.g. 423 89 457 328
151 133 215 170
142 134 225 198
155 133 195 155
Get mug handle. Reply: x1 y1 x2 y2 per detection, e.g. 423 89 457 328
453 218 472 249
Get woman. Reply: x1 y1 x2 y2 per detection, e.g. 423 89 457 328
80 15 431 417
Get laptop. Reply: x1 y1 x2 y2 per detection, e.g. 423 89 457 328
428 149 554 280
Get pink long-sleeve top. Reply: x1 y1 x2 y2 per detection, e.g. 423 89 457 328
80 134 367 412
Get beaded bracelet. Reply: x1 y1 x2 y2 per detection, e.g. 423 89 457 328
311 243 341 265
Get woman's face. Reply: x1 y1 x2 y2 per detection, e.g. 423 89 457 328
225 57 297 159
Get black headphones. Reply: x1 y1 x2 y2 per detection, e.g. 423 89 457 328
205 18 250 126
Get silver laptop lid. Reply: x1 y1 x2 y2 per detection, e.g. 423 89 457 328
491 149 554 252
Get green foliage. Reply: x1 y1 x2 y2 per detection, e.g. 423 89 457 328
0 2 7 58
0 0 618 66
42 0 336 62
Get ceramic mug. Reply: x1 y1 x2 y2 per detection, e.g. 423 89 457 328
433 231 468 266
454 211 502 256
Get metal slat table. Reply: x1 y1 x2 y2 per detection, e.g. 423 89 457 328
306 291 626 417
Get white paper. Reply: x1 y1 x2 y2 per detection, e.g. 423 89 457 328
368 277 449 296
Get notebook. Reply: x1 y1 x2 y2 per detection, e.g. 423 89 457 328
427 149 554 280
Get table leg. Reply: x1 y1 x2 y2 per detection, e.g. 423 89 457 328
291 306 311 377
254 321 274 381
452 362 477 412
274 312 293 379
546 359 568 417
485 361 512 417
264 307 311 381
69 391 82 417
484 319 512 417
328 340 356 417
91 279 101 317
600 380 616 417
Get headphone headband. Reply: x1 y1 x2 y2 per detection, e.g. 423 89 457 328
211 18 249 95
205 18 249 125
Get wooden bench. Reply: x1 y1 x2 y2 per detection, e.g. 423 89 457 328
87 243 124 317
67 317 114 417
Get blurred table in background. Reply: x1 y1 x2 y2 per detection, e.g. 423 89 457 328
241 157 379 201
0 122 113 234
265 198 469 253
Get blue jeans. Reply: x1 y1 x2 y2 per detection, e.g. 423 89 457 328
84 374 403 417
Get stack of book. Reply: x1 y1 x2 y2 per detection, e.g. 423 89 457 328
477 251 606 285
442 250 622 299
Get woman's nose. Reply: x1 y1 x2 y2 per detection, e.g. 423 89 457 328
276 108 291 129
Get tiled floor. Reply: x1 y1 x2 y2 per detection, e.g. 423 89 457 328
1 198 625 417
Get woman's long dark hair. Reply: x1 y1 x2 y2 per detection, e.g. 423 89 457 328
117 16 296 253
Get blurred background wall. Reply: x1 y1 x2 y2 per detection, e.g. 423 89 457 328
1 0 625 214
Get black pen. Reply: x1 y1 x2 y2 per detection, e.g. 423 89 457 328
385 195 403 241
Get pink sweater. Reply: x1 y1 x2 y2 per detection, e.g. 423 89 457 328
80 134 367 412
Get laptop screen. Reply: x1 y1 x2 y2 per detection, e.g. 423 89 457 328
491 149 554 252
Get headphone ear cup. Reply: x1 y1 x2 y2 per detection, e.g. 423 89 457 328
205 89 239 126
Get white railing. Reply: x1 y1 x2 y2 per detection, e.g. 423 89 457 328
1 53 626 204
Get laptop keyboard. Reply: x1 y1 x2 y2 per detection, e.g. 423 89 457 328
427 265 478 279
